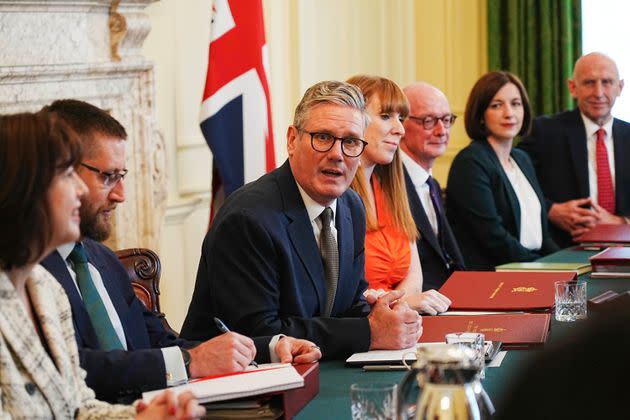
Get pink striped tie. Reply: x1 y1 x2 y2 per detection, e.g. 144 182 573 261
596 128 615 213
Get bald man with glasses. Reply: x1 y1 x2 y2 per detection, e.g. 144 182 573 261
400 82 465 290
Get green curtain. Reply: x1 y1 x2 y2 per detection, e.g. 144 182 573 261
487 0 582 117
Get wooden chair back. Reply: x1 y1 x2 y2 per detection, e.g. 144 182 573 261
115 247 178 336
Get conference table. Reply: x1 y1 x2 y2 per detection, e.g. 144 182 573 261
296 247 625 419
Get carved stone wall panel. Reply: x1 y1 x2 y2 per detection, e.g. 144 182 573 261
0 4 111 65
0 0 163 252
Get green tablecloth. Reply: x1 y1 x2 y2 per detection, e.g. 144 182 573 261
296 247 628 419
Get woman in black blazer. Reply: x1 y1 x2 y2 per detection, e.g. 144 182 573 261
446 71 558 270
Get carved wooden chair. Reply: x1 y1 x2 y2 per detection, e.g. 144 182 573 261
114 247 178 336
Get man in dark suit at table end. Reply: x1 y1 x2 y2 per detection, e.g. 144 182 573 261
181 80 422 359
399 82 465 290
519 52 630 248
41 99 321 403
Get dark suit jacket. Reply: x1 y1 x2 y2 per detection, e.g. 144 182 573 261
519 108 630 247
446 139 558 270
42 239 271 402
181 160 371 360
403 168 465 290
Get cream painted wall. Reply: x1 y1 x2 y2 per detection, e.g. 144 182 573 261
144 0 212 330
144 0 486 331
412 0 487 183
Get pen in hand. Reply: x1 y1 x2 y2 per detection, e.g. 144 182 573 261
213 317 259 368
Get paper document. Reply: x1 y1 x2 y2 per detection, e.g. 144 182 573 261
440 311 525 316
346 343 442 365
142 363 304 404
488 351 507 368
347 342 499 365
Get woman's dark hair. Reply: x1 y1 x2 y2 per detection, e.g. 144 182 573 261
464 71 532 141
0 110 82 269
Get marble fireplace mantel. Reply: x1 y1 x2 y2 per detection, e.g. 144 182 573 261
0 0 165 252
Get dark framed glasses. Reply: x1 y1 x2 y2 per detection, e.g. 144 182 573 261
80 162 128 187
299 129 367 157
407 114 457 129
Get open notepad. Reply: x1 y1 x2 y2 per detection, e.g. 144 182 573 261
346 343 442 366
346 342 500 365
142 363 304 404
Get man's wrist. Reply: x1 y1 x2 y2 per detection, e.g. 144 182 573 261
179 346 192 377
268 334 286 363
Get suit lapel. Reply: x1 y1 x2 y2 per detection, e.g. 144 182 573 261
41 251 99 348
278 163 327 313
332 195 353 314
482 141 521 232
0 270 73 415
566 110 590 198
612 119 630 211
403 169 444 261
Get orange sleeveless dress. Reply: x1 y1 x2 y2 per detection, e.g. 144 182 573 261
364 178 411 291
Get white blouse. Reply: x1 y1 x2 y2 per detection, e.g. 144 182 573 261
504 157 543 250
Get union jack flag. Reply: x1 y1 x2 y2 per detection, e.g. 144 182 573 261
200 0 275 225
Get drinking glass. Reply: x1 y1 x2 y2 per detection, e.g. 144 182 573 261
350 383 397 420
445 332 486 378
555 280 587 322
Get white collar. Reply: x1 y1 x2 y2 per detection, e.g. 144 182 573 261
580 112 614 139
400 149 431 187
57 242 77 261
295 183 337 224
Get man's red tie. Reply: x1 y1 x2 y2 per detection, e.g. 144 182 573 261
596 128 615 213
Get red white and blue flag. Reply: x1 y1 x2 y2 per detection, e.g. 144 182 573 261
200 0 275 224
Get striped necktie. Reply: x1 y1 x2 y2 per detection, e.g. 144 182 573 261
67 243 124 350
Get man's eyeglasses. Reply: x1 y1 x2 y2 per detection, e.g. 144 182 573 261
80 162 128 187
299 129 367 157
407 114 457 130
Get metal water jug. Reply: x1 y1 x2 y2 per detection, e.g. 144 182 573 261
397 344 494 419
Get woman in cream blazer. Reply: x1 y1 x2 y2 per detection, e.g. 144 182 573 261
0 111 204 419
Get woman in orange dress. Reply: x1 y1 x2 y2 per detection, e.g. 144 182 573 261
347 75 451 314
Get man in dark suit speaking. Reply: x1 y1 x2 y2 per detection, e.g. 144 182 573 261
519 52 630 247
399 82 465 290
181 81 422 359
41 100 320 403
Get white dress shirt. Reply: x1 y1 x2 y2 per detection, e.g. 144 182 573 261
400 149 438 235
582 113 616 205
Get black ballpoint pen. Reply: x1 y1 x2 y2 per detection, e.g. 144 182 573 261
213 317 258 367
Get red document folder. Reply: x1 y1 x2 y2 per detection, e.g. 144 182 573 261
278 363 320 419
420 313 552 348
439 271 576 311
202 363 319 419
590 247 630 278
575 224 630 245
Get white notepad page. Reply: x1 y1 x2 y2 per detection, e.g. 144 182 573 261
142 363 304 404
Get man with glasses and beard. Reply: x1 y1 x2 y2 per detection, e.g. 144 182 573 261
41 99 321 403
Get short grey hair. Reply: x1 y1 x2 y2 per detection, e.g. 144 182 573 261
292 80 368 130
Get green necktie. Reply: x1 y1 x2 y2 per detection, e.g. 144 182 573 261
67 243 124 351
